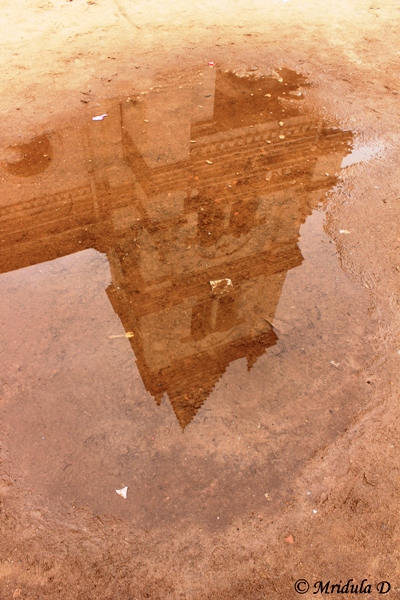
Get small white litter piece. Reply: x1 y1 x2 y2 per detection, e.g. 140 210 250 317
339 229 351 234
116 486 128 499
108 332 134 339
210 278 234 295
92 114 108 121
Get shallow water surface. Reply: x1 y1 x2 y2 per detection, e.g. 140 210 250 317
0 66 373 528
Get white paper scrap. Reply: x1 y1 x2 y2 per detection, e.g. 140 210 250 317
210 278 234 295
116 486 128 499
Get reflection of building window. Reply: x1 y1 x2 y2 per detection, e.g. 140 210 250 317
196 197 261 247
190 295 241 340
215 295 239 332
191 300 213 340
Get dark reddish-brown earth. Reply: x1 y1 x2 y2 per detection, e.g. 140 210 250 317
0 1 400 598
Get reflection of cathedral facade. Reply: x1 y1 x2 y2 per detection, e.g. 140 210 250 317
0 68 352 427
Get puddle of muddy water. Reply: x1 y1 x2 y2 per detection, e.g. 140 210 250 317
0 67 374 529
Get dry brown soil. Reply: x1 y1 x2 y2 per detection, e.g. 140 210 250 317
0 1 400 598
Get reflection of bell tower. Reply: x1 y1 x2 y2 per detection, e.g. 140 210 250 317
0 67 352 428
104 68 352 427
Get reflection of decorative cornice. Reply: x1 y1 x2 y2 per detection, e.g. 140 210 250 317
0 186 94 245
190 115 320 154
0 110 350 267
122 118 351 197
127 243 303 317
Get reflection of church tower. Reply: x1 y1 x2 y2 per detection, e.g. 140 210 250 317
104 68 352 428
0 67 352 428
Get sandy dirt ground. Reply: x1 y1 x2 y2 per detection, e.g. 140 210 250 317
0 0 400 598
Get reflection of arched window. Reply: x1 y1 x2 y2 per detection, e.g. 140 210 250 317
215 295 239 332
190 294 242 340
191 299 213 340
196 196 261 247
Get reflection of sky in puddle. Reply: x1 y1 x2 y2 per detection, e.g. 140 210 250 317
341 143 382 167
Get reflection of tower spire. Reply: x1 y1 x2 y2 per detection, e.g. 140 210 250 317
138 330 278 429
